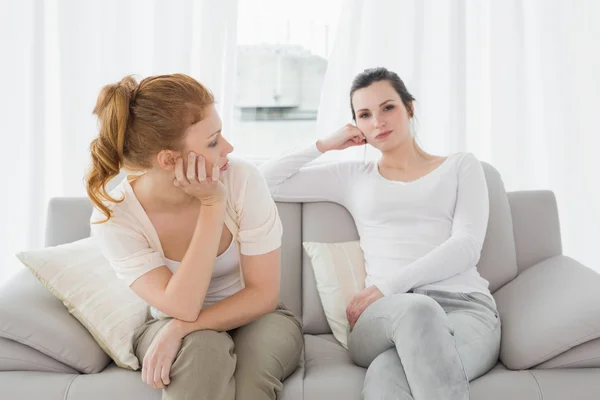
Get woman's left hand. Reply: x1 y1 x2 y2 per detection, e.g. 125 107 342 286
346 285 384 329
142 320 185 390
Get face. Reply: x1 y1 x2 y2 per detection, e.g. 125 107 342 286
352 80 413 152
183 104 234 177
158 104 234 178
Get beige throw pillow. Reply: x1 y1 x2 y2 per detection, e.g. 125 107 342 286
303 240 366 348
16 237 148 370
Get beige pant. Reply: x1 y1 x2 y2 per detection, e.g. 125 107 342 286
133 303 304 400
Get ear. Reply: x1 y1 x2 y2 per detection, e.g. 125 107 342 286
156 149 178 171
407 102 414 118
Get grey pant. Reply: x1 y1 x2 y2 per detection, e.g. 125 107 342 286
133 303 304 400
348 289 501 400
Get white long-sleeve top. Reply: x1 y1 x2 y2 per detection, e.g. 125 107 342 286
260 143 493 299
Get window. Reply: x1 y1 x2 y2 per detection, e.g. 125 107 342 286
232 0 342 158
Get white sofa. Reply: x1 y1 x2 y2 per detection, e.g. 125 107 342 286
2 162 600 399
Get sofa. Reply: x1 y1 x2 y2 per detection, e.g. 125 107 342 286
2 162 600 400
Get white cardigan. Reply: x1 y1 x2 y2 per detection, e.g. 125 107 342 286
90 158 283 291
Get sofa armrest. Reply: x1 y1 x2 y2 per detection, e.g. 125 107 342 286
494 255 600 370
507 190 562 273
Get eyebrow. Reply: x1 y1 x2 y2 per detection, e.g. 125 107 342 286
208 129 221 139
356 99 395 113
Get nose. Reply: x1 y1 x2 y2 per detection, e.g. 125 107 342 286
223 137 234 155
373 114 386 130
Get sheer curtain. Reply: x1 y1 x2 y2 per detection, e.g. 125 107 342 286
317 0 600 270
0 0 240 284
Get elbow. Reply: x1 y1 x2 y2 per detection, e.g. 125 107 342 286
177 311 199 323
168 303 201 323
266 294 279 313
259 287 279 314
463 233 484 264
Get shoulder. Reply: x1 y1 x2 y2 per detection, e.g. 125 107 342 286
89 178 143 233
222 158 264 192
446 152 485 173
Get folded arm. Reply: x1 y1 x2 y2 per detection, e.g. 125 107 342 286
376 154 490 296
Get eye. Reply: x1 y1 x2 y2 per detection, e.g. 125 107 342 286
359 113 370 119
384 105 395 111
208 139 219 148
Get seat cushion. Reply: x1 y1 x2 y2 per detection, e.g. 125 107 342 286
495 255 600 369
0 337 77 373
280 356 304 400
469 363 543 400
0 370 78 400
303 334 365 399
62 364 159 400
0 269 110 373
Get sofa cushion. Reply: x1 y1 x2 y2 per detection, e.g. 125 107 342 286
303 241 365 348
469 363 544 400
0 268 110 373
303 334 365 400
526 368 600 400
535 336 600 369
16 237 149 370
301 203 359 335
0 337 77 373
0 370 78 400
495 255 600 369
507 190 562 274
62 364 159 400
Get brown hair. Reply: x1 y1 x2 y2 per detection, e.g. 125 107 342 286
86 74 215 223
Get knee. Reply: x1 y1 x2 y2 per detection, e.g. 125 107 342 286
178 330 235 371
399 295 445 326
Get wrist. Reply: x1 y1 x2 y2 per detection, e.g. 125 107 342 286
199 201 226 213
166 318 187 339
316 139 330 153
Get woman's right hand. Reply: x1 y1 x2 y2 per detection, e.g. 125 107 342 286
174 152 227 206
316 124 366 152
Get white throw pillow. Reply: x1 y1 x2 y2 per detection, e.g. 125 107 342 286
303 240 366 348
16 237 148 370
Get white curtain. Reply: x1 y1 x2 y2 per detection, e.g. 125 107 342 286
317 0 600 271
0 0 239 284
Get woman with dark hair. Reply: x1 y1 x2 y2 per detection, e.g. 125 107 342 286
261 67 500 399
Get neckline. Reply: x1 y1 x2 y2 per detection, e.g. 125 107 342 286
122 177 233 262
374 153 456 184
165 237 235 265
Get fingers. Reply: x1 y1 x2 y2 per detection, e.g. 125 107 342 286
186 152 197 182
141 360 149 386
161 362 172 386
153 360 166 389
197 155 207 181
174 157 188 186
211 161 220 182
173 152 220 189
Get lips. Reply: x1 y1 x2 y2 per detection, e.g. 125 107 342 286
376 130 392 140
220 161 229 171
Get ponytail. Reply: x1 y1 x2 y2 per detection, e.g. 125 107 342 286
86 76 137 223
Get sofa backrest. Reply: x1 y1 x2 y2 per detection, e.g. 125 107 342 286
44 163 560 337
